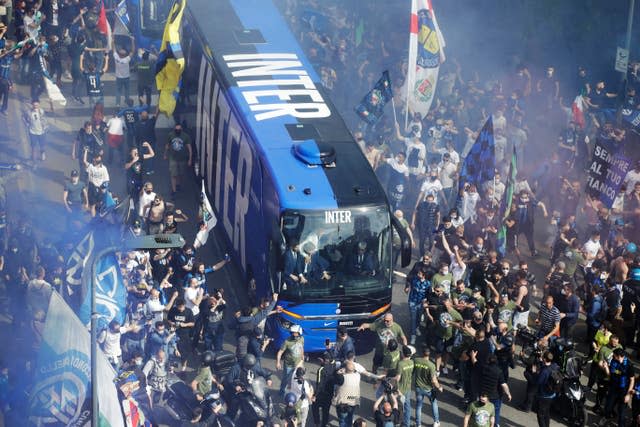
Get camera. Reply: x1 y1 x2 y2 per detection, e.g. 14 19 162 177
381 378 397 395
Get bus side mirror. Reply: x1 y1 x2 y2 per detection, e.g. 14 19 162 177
391 215 412 268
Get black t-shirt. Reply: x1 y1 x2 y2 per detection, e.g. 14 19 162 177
167 307 195 338
470 339 492 370
127 159 144 183
481 363 506 400
121 107 139 130
136 116 157 144
375 408 400 427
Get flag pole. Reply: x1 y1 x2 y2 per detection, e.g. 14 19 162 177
391 97 399 126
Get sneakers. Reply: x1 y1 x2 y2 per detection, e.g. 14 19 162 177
441 367 449 375
433 422 440 427
40 151 46 161
410 335 416 345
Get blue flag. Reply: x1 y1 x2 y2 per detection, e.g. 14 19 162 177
29 291 125 426
458 117 495 191
63 225 127 330
622 108 640 130
355 70 393 125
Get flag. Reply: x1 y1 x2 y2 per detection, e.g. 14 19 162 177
571 95 585 129
458 116 495 191
114 0 131 35
496 147 517 257
97 0 108 34
44 77 67 106
63 227 126 330
355 70 393 124
406 0 445 117
355 19 365 47
194 179 217 249
28 291 125 427
155 0 187 116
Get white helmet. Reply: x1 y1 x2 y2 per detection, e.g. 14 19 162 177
290 324 302 335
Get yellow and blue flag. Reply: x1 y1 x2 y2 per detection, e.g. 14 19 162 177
355 70 393 125
155 0 187 116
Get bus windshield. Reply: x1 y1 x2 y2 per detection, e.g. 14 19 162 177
139 0 173 37
280 206 391 301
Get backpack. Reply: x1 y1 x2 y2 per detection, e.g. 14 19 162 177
545 366 563 394
595 295 608 323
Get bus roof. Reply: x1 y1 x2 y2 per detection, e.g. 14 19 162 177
186 0 386 210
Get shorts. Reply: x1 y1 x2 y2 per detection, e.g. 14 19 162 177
512 310 530 330
107 133 124 148
88 183 101 205
169 159 187 177
29 132 46 151
433 336 455 355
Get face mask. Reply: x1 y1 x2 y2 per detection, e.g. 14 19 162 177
441 269 449 275
145 190 152 194
135 359 143 366
174 129 182 135
477 401 486 406
430 176 437 181
475 245 483 250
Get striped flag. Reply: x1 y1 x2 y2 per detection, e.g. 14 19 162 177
155 0 187 115
496 147 517 257
458 117 495 192
406 0 445 118
571 95 585 129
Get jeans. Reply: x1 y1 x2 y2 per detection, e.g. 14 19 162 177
415 387 439 426
279 365 294 396
536 396 553 427
138 84 152 106
604 387 626 427
490 397 502 426
312 400 331 427
116 77 130 105
336 404 356 427
408 302 420 338
401 393 412 427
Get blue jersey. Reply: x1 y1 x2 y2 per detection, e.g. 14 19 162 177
0 54 14 80
83 71 103 96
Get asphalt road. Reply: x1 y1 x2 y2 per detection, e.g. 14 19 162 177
0 74 614 427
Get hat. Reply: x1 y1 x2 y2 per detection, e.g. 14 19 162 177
70 169 79 177
472 287 481 293
290 324 302 335
132 219 142 229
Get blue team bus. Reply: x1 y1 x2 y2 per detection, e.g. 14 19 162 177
179 0 412 351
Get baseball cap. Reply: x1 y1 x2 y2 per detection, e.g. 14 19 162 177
71 170 79 177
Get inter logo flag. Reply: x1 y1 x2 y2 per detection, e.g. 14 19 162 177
458 117 496 191
156 0 187 115
114 0 131 35
355 70 393 125
29 291 125 427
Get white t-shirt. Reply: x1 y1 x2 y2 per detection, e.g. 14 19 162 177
583 239 601 267
185 287 201 316
624 169 640 194
107 116 125 136
419 179 443 202
145 298 165 324
113 52 132 79
439 161 457 189
86 163 110 187
288 377 314 409
139 190 156 218
461 191 481 222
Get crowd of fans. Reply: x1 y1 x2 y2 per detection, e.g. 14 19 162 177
1 0 640 427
